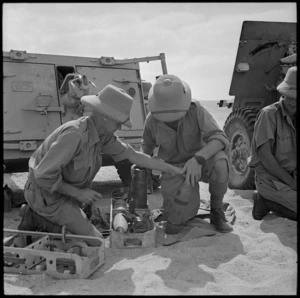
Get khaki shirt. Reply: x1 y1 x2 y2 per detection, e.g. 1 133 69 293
142 100 230 164
249 97 297 174
29 116 135 194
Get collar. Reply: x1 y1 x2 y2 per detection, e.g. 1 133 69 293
279 97 288 117
279 97 294 127
86 116 100 147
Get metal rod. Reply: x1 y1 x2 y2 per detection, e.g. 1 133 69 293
114 54 165 65
3 229 103 243
159 53 168 74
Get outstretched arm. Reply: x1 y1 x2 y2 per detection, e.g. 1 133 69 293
128 151 185 176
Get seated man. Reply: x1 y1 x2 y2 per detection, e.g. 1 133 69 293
249 66 297 221
19 84 184 246
141 74 233 234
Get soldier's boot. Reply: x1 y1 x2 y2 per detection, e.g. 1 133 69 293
252 191 270 220
165 221 182 235
209 179 233 233
18 204 63 246
18 204 62 233
210 208 233 233
263 198 297 221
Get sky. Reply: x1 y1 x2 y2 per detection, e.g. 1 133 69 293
2 2 297 101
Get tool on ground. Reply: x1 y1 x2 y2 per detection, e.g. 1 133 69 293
110 165 156 248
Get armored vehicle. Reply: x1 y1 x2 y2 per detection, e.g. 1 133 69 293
218 21 296 189
3 50 167 184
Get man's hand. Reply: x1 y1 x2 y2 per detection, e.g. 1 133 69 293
74 189 103 205
183 157 202 187
128 152 185 177
166 164 186 176
152 156 185 176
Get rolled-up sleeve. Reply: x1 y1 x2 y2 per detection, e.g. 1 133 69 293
33 131 82 193
197 106 230 151
101 134 136 162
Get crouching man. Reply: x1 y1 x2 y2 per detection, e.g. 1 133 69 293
249 66 297 221
141 74 233 234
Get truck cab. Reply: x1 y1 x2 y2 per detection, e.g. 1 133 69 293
219 21 296 189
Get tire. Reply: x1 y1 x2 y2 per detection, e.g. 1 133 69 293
114 159 133 187
223 108 257 190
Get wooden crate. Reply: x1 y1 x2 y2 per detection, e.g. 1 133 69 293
3 229 105 279
109 199 156 249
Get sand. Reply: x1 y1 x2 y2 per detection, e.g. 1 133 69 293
3 169 297 295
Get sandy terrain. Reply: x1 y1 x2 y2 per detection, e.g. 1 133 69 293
3 166 297 295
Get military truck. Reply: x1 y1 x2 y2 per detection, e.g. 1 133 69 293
3 50 167 184
218 21 296 189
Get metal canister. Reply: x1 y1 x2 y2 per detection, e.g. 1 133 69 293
131 165 148 209
127 187 135 214
114 199 127 211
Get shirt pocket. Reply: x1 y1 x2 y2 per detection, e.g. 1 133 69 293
73 153 90 170
182 131 202 153
156 129 175 152
276 131 292 154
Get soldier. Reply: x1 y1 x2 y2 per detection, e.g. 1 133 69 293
250 66 297 221
141 74 233 234
19 84 184 246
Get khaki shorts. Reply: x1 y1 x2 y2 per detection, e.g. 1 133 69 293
201 150 229 183
24 182 97 237
255 171 297 212
161 150 229 225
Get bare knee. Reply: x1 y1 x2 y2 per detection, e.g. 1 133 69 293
210 158 228 183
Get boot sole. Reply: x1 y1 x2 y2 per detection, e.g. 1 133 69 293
216 227 233 233
252 192 268 220
210 219 233 233
252 193 261 220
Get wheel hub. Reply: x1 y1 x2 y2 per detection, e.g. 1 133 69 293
231 133 249 174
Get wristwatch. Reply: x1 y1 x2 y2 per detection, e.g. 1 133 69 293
194 155 206 166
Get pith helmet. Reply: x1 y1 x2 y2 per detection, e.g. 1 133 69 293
81 84 133 128
277 66 297 99
148 74 191 122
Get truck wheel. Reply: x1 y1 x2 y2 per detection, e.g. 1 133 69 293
223 108 257 190
114 159 133 187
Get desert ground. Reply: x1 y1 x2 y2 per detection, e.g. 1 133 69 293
3 165 297 295
3 103 297 295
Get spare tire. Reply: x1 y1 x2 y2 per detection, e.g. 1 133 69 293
223 108 257 190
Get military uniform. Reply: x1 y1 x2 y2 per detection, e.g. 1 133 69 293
142 100 230 226
24 116 135 236
249 97 297 212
